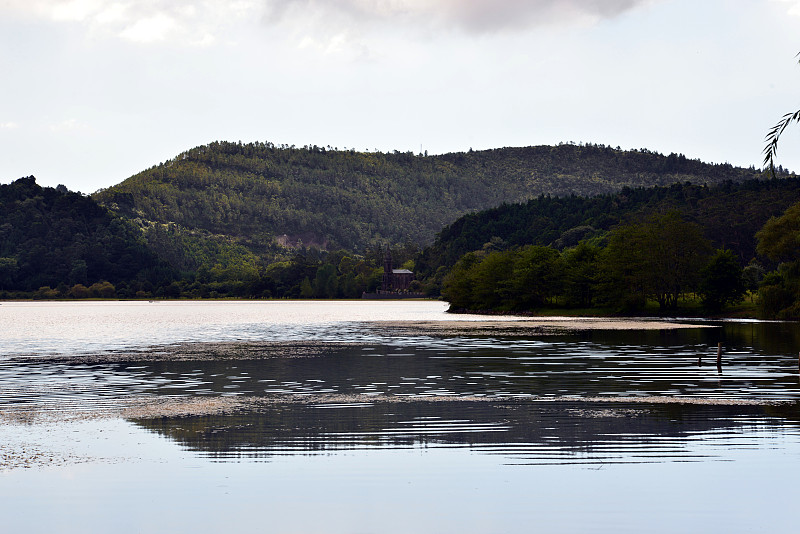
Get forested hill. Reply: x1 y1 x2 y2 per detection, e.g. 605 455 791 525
0 177 171 294
416 177 800 282
94 141 760 252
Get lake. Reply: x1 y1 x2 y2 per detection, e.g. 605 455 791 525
1 300 799 533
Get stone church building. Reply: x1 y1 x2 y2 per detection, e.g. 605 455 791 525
381 248 414 292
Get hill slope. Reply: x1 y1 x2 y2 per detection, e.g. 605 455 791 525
416 177 800 286
94 142 760 256
0 177 171 294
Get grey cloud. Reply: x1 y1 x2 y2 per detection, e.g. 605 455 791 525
445 0 649 32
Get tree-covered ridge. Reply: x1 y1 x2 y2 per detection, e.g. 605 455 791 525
94 141 760 253
0 176 420 300
0 177 172 294
440 212 749 316
439 198 800 319
416 177 800 282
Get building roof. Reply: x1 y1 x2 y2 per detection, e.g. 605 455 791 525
392 269 413 274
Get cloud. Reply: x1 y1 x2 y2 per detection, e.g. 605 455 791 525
0 122 19 130
262 0 654 34
414 0 650 32
772 0 800 16
2 0 260 45
118 12 178 43
255 0 656 60
1 0 654 52
49 118 90 132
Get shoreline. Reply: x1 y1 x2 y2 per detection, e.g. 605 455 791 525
0 297 763 320
374 317 716 334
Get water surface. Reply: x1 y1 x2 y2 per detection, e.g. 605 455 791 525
2 301 799 533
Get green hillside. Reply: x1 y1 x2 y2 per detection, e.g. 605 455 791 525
94 141 759 261
0 177 172 296
417 177 800 285
3 167 798 307
413 176 800 318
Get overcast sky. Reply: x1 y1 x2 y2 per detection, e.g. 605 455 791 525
2 0 800 193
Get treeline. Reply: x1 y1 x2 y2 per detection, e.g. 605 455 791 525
3 244 413 301
756 202 800 318
0 177 172 296
156 243 418 300
417 178 800 284
0 178 420 300
442 212 753 315
93 141 761 260
441 201 800 319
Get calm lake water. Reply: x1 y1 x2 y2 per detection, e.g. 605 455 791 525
1 301 800 533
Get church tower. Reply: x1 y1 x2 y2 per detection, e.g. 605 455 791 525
381 247 393 291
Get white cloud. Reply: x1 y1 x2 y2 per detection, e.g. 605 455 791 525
94 3 130 26
0 0 654 53
773 0 800 16
118 12 177 43
49 118 90 132
0 122 19 130
50 0 104 21
2 0 261 46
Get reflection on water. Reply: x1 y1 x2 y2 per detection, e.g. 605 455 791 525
3 329 800 410
134 400 800 466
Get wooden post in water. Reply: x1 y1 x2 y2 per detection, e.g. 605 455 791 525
716 342 722 372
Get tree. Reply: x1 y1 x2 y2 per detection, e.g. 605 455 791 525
699 249 746 312
68 284 91 299
442 252 482 311
597 220 651 311
0 257 18 290
741 261 765 301
561 242 599 308
313 263 338 298
69 259 88 286
599 211 712 311
89 280 117 299
299 277 313 299
648 212 712 309
512 246 563 310
755 200 800 318
441 246 564 312
756 201 800 263
469 250 516 310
